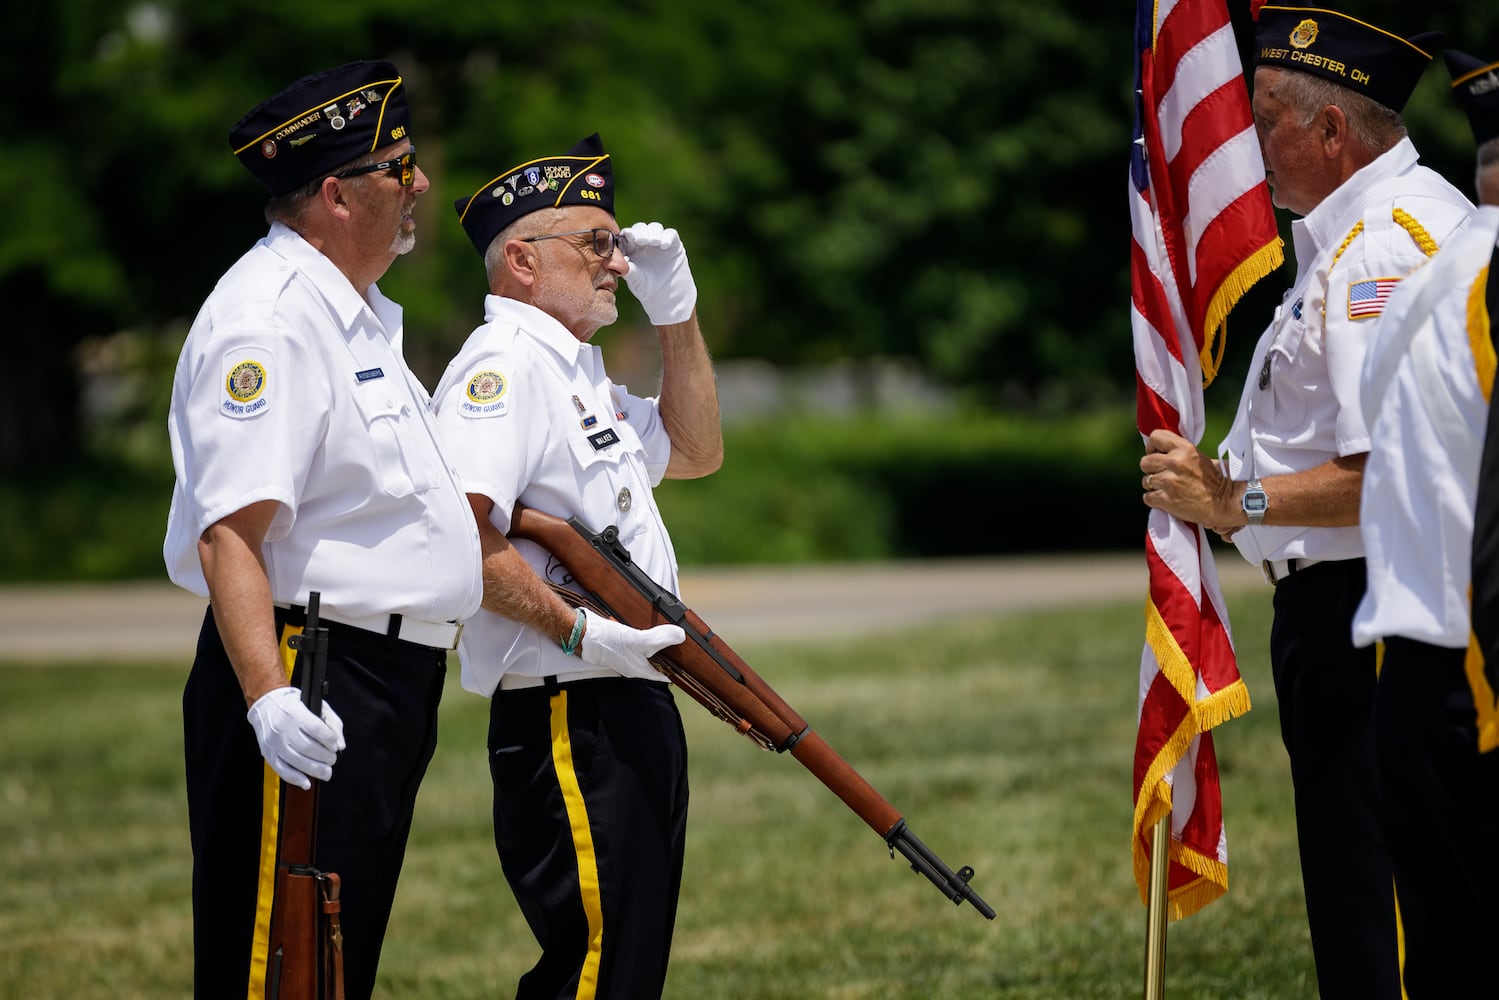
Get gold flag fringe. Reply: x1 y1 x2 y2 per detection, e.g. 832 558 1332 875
1133 593 1252 920
1199 238 1285 387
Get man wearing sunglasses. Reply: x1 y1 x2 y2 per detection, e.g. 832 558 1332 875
164 60 483 1000
433 133 721 1000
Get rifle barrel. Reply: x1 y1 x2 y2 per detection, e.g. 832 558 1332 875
886 820 996 919
508 503 998 922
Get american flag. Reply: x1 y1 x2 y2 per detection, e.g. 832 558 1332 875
1130 0 1281 919
1347 277 1400 320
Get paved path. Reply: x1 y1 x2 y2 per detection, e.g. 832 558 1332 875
0 555 1268 663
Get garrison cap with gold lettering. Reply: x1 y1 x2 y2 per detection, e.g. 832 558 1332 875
1444 50 1499 147
1254 6 1440 113
454 133 614 257
229 60 411 195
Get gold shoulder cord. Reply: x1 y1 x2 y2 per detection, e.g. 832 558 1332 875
1321 209 1441 323
1469 263 1495 403
1466 263 1496 752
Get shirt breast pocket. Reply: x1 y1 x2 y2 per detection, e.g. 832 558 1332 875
564 422 636 509
565 423 627 477
351 383 440 498
1261 314 1309 430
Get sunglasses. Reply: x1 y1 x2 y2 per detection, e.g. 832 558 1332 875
521 228 629 258
333 146 417 188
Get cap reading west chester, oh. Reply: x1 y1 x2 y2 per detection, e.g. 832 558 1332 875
1254 6 1440 113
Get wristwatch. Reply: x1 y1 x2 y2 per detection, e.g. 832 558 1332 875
1241 479 1268 524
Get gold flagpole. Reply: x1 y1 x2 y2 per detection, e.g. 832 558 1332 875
1142 811 1170 1000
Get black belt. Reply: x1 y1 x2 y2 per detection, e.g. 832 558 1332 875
1262 558 1320 586
275 602 462 651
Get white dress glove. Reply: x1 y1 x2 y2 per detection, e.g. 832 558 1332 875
579 609 685 680
619 221 698 326
246 686 347 790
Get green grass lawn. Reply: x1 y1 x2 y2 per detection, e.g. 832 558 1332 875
0 591 1315 999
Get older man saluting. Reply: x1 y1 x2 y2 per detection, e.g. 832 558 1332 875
433 133 722 1000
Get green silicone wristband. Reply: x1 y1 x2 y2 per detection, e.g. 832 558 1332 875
560 607 586 656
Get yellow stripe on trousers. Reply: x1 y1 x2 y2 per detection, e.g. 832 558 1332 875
550 689 605 1000
246 622 304 1000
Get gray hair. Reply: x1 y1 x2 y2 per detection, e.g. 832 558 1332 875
1479 136 1499 171
1275 69 1407 153
1478 137 1499 206
482 208 568 284
263 147 386 228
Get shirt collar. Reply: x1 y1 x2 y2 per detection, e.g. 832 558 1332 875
1295 138 1421 259
265 222 398 337
482 294 587 366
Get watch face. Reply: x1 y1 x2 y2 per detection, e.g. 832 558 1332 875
1245 495 1268 513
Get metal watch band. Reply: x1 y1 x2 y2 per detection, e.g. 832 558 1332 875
1242 478 1268 524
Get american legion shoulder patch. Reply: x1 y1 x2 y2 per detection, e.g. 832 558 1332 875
221 351 271 419
460 368 509 418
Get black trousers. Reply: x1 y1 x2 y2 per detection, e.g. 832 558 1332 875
183 605 446 1000
1270 559 1399 1000
489 677 689 1000
1375 637 1499 999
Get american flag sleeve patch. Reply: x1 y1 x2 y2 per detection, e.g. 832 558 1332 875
1347 277 1400 320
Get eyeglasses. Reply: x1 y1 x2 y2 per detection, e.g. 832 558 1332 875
333 147 417 187
521 228 626 258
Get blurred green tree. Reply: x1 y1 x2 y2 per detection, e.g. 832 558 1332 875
1 0 1487 475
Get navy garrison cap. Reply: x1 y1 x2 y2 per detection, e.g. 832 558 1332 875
1445 50 1499 147
229 60 411 195
1254 6 1440 112
454 133 614 257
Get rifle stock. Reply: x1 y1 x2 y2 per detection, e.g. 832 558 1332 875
508 503 996 920
267 593 346 1000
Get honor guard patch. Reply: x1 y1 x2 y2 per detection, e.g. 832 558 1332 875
221 352 271 419
460 368 509 418
1348 277 1400 320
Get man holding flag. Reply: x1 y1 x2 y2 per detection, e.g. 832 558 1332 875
1140 6 1472 996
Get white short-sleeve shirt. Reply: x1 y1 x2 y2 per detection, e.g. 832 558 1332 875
431 295 678 696
1219 139 1475 566
163 223 483 625
1353 206 1499 648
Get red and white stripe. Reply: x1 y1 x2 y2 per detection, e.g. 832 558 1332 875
1130 0 1280 920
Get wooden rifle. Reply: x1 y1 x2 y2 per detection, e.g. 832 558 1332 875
267 591 347 999
508 503 996 920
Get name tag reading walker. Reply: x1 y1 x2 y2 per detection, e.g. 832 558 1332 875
587 428 620 452
355 367 386 382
